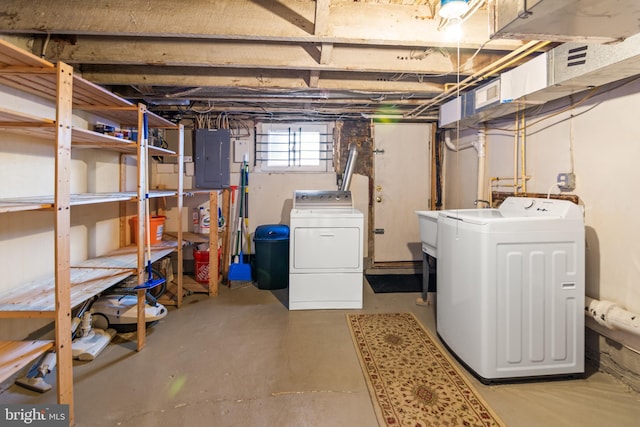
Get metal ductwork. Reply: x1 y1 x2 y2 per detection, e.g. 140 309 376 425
489 0 640 44
439 31 640 129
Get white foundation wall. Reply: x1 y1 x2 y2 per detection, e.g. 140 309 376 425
443 78 640 378
159 124 370 257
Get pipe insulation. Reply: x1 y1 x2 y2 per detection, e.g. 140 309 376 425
586 296 640 336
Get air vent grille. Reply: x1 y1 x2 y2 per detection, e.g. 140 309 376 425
567 46 588 67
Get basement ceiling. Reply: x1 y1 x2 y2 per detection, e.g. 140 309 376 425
0 0 617 121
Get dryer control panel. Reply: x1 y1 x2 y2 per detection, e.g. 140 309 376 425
293 190 353 209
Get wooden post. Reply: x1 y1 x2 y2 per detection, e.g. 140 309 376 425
209 190 219 296
221 188 231 286
54 61 74 424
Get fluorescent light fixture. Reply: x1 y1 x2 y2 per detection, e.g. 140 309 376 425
439 0 469 20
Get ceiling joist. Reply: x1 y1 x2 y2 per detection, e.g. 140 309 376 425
0 0 540 119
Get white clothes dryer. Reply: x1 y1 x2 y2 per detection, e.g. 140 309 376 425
289 191 364 310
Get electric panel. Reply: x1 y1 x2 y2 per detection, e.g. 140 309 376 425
194 129 230 189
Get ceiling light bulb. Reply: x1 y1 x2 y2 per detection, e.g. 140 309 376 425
439 0 470 20
443 19 464 41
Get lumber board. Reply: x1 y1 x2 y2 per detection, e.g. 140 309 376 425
165 231 209 243
0 268 133 312
0 340 54 383
0 191 178 213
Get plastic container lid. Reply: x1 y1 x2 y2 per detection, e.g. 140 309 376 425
254 224 289 240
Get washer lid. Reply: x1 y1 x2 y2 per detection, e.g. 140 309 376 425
439 198 584 225
439 209 503 225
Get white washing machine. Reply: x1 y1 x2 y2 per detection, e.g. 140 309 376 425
437 197 585 383
289 190 364 310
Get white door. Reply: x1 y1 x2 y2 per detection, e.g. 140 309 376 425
373 123 431 263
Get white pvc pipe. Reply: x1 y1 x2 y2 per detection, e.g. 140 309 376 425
473 129 486 203
585 296 640 336
444 130 474 152
444 129 486 204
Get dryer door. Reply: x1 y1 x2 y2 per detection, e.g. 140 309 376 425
292 226 361 271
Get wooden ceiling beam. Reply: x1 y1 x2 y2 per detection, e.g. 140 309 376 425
0 0 524 51
41 37 508 76
81 65 444 93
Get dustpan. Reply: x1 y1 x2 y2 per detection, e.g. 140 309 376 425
228 249 252 282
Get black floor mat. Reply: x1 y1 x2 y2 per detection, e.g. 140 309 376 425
365 273 423 293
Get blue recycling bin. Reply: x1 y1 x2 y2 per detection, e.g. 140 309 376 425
253 224 289 290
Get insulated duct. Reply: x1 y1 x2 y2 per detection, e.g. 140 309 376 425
439 31 640 129
489 0 640 44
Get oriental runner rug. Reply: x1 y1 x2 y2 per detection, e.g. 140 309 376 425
347 313 504 427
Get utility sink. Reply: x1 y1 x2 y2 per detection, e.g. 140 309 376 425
416 210 440 258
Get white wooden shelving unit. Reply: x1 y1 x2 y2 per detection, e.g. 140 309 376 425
0 39 183 424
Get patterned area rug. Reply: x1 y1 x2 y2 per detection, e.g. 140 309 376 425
347 313 504 427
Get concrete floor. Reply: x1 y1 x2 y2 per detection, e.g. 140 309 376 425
2 280 640 426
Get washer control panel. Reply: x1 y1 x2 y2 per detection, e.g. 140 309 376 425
499 197 583 219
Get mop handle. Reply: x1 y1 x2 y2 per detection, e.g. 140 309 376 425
143 113 152 265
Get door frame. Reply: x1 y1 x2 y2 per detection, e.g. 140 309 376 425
366 122 437 270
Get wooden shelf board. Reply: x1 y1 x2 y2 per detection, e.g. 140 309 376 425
166 231 209 243
0 193 136 211
0 40 175 129
0 245 175 312
0 201 53 213
0 340 54 383
184 189 224 196
0 39 53 68
69 193 137 205
0 239 176 312
0 268 133 312
71 128 136 150
182 275 211 294
1 121 178 157
149 145 177 156
148 190 179 198
75 240 178 270
0 106 55 125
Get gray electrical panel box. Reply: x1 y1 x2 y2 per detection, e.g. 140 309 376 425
194 129 230 189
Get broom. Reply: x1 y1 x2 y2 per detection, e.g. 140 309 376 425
228 159 252 282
